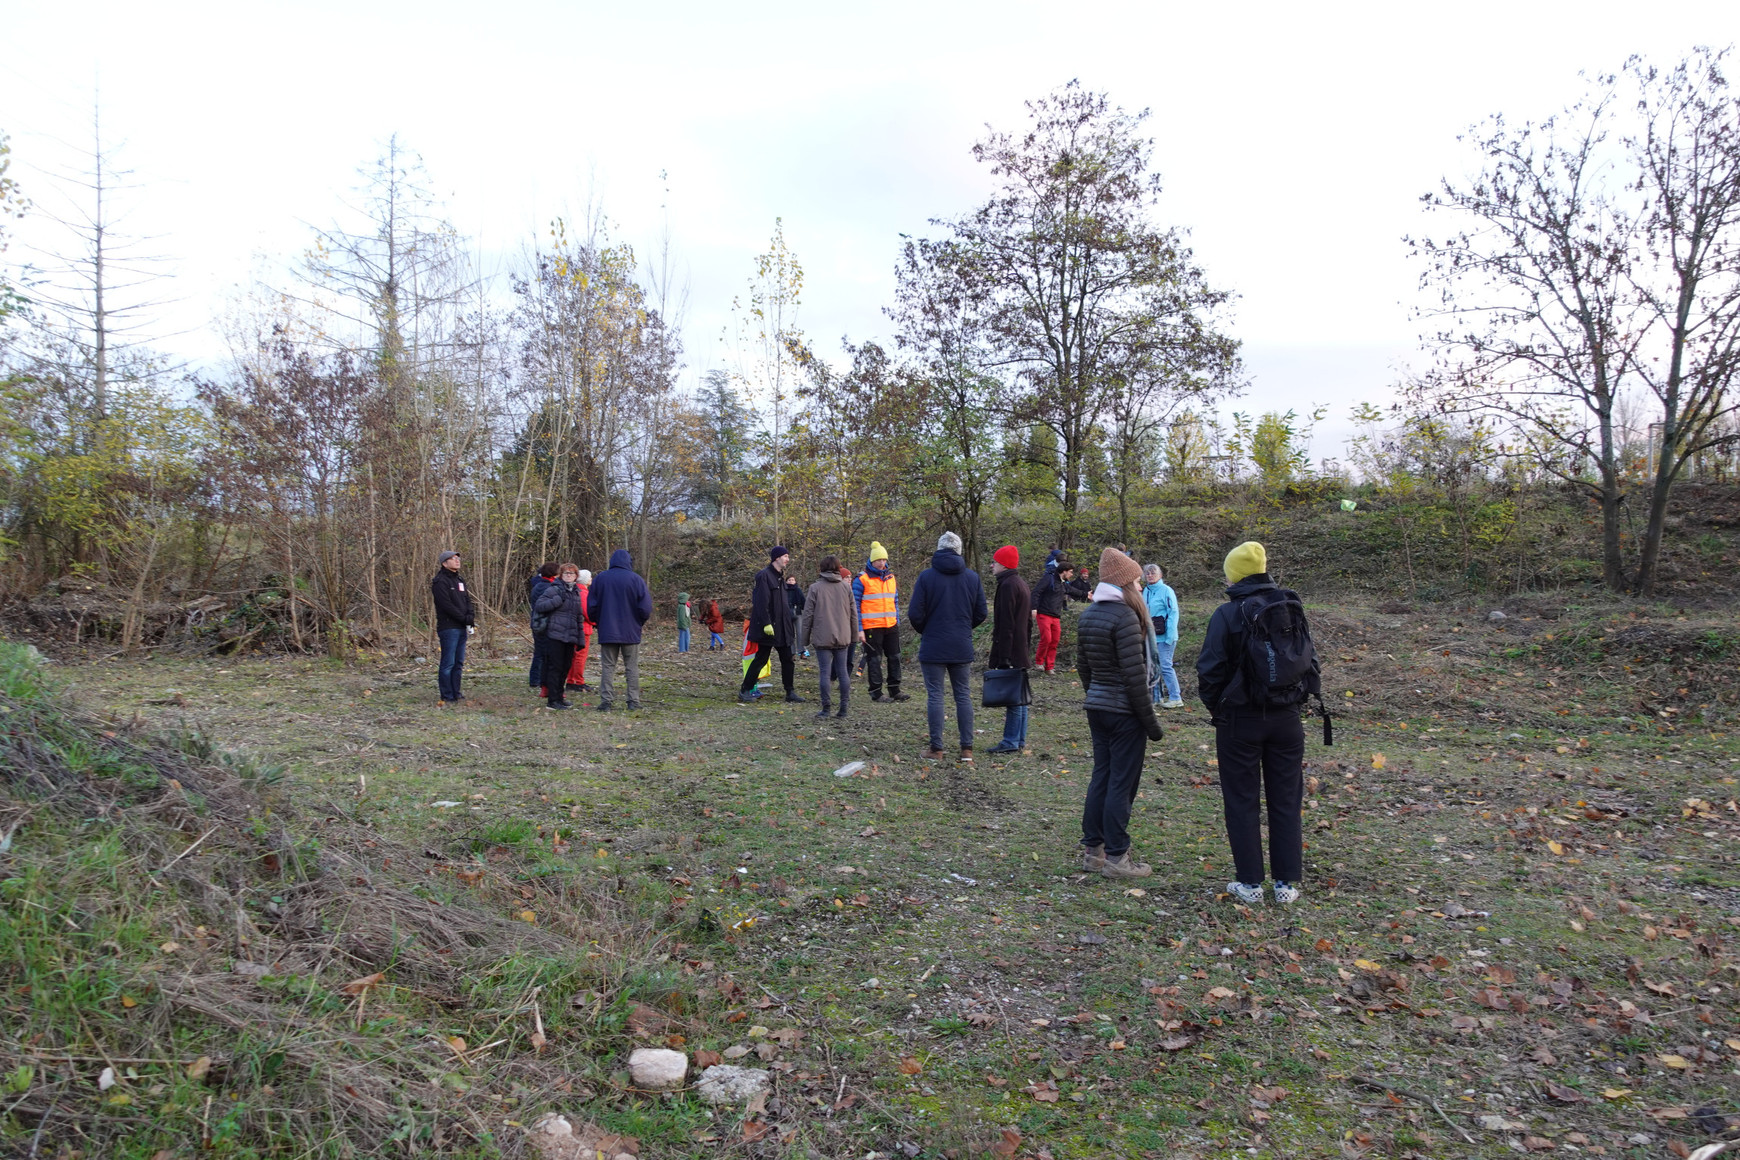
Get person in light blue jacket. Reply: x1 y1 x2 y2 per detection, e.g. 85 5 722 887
1143 564 1183 707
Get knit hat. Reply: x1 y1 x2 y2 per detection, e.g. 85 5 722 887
869 540 888 562
438 551 459 566
1224 541 1268 584
769 545 789 561
577 569 592 585
1097 546 1142 589
937 531 963 553
993 545 1020 570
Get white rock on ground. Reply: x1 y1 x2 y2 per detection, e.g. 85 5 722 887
695 1064 771 1105
626 1047 688 1091
527 1113 638 1160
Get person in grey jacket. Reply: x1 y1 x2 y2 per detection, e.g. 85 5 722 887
1075 547 1165 879
798 556 861 720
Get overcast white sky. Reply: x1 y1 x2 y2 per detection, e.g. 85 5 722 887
4 0 1739 458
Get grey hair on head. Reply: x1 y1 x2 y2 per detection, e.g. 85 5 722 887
937 531 963 553
1143 563 1163 581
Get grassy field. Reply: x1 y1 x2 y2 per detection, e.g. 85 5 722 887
5 595 1740 1159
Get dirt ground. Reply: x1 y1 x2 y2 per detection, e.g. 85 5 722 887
51 595 1740 1159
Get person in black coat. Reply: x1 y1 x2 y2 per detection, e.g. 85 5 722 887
431 551 475 705
907 531 987 760
526 562 558 692
533 568 585 710
1075 547 1164 879
1196 540 1316 907
739 547 804 703
986 545 1032 755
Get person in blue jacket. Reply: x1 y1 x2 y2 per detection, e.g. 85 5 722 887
584 548 653 711
1143 563 1183 707
906 531 987 762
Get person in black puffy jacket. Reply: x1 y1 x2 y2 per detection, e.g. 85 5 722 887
907 532 987 761
533 569 584 710
1075 547 1163 880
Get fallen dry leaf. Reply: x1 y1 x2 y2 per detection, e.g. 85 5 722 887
185 1056 211 1081
1371 753 1386 770
341 972 386 996
990 1128 1022 1158
898 1057 922 1075
1601 1087 1632 1100
1545 1081 1584 1103
1657 1053 1691 1070
741 1119 771 1143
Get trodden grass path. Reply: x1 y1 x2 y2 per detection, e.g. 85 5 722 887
58 600 1740 1158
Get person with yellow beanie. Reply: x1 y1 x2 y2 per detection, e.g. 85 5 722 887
1196 540 1321 907
853 541 909 702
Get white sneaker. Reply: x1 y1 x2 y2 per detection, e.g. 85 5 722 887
1162 699 1184 709
1226 881 1265 905
1273 881 1302 905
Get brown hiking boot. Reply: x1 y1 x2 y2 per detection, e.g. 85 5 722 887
958 747 974 763
1101 850 1153 879
1081 843 1107 872
925 746 948 760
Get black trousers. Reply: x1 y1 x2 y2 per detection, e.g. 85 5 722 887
540 637 576 705
1081 709 1148 858
862 625 902 693
1216 710 1306 885
739 639 795 695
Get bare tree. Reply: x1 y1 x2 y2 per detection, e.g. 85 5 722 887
1411 49 1740 594
1627 49 1740 594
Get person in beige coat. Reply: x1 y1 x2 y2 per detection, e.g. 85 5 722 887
798 555 862 721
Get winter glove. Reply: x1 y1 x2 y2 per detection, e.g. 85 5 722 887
763 625 774 637
1147 722 1165 742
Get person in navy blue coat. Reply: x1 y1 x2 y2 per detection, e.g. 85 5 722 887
907 531 987 761
584 548 653 711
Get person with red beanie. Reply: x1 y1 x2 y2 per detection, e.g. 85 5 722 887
987 545 1032 754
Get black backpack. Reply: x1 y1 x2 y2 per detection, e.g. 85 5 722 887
1231 588 1331 742
1235 589 1319 701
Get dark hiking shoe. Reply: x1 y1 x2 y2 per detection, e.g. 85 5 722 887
987 742 1022 755
870 691 887 703
815 709 832 720
889 690 911 702
546 701 572 711
1081 843 1107 872
627 702 642 712
1102 851 1153 879
737 691 760 703
595 701 614 712
784 692 807 703
834 708 847 719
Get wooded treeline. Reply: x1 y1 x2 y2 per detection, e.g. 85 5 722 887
2 64 1739 654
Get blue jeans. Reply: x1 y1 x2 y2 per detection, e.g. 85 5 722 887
528 631 545 688
922 661 973 750
1154 638 1181 703
709 631 724 649
1000 704 1028 749
678 628 690 652
816 646 849 712
438 628 467 701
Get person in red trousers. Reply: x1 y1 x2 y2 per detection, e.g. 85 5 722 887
1031 559 1074 674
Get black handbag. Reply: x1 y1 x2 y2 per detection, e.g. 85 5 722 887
1151 614 1168 636
982 666 1031 707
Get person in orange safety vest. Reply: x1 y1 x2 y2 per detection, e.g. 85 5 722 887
852 541 910 703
